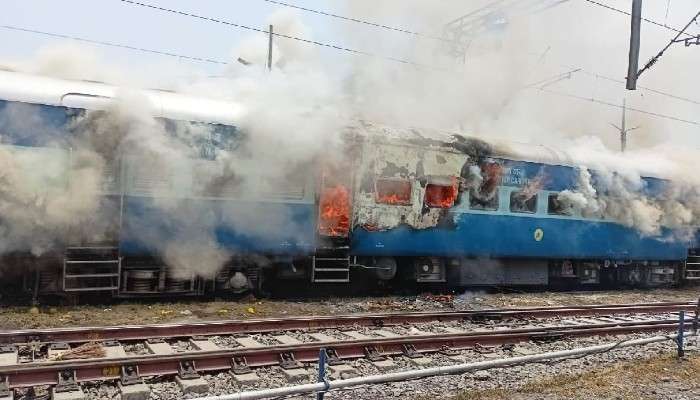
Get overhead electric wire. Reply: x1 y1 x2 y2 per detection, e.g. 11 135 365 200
258 0 446 41
0 24 229 65
574 65 700 106
114 0 700 121
257 0 700 108
580 0 695 37
537 87 700 126
3 3 698 127
117 0 426 67
637 10 700 78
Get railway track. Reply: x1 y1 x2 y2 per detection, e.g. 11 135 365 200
0 301 697 398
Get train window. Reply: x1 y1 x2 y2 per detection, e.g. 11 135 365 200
469 189 499 211
510 191 537 213
375 178 412 205
424 182 458 208
548 193 571 215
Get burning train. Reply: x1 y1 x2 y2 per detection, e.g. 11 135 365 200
0 68 697 299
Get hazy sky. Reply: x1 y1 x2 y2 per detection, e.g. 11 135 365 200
1 1 340 74
4 1 694 75
2 0 699 149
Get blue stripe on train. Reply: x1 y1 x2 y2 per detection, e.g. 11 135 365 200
350 212 688 261
119 196 316 256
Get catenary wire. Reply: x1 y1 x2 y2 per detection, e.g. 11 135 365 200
2 14 698 126
580 0 695 37
259 0 446 41
0 24 229 65
537 87 700 126
117 0 428 67
637 10 700 78
258 0 700 107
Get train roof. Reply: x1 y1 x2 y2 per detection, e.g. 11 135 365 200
349 121 664 179
0 68 245 126
0 69 663 179
349 121 576 165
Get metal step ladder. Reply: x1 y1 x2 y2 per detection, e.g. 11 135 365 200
311 247 350 283
62 246 121 292
685 249 700 281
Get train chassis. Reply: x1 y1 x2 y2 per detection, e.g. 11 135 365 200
0 249 683 302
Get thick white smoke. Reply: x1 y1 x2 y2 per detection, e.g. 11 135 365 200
1 1 700 280
0 9 350 279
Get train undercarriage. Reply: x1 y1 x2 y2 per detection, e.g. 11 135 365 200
0 245 692 302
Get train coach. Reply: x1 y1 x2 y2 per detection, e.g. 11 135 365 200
0 69 696 299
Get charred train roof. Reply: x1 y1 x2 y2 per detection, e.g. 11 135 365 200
346 121 577 167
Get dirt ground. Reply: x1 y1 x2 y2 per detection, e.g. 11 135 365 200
460 352 700 400
0 287 698 330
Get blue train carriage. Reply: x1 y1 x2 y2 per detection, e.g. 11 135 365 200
116 150 317 297
0 69 317 297
348 127 688 288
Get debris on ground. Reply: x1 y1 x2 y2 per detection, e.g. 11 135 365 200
50 342 106 361
1 287 698 329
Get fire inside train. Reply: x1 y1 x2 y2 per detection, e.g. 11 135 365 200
0 68 698 299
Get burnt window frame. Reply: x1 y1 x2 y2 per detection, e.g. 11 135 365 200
547 192 572 216
509 189 538 214
423 179 458 209
374 177 413 206
468 188 500 211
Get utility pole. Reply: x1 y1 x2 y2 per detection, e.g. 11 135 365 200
626 0 642 90
267 24 274 71
610 99 639 152
627 2 700 89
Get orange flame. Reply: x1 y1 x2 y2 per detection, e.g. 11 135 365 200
376 179 412 205
318 185 350 237
425 178 458 208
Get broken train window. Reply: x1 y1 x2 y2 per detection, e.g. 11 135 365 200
469 190 499 211
547 193 572 216
424 177 458 208
510 190 537 213
468 160 502 211
375 178 412 205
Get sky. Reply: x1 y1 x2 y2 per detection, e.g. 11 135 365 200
1 0 700 150
1 0 337 75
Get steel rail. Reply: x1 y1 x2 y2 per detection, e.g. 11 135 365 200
0 316 694 388
0 301 694 345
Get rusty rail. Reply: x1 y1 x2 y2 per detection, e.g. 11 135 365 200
0 301 695 345
0 314 695 388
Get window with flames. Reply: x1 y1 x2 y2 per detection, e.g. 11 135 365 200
375 178 412 205
318 185 350 237
424 179 459 208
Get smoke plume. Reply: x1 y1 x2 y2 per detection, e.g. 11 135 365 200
2 0 700 279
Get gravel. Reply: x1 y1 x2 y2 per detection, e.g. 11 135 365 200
5 288 698 400
83 382 119 400
249 334 281 346
209 335 241 348
147 381 183 400
123 342 149 355
305 332 693 400
286 330 318 343
169 340 194 352
13 330 698 400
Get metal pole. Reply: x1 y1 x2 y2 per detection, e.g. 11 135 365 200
626 0 642 90
693 297 699 335
621 99 627 152
677 310 685 357
317 349 328 400
267 25 273 71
